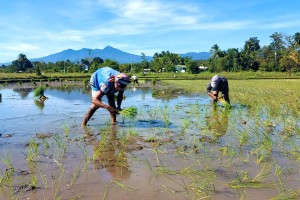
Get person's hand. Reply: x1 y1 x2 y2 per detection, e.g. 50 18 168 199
116 106 122 111
212 95 218 101
107 106 118 114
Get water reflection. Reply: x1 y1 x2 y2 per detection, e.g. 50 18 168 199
206 106 230 139
34 99 45 110
152 88 186 100
82 126 130 180
13 88 33 99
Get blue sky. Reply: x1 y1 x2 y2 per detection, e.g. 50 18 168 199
1 0 300 63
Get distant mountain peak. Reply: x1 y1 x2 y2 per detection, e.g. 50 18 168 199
0 46 210 65
104 45 113 49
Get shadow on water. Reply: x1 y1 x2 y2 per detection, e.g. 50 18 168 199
82 125 131 180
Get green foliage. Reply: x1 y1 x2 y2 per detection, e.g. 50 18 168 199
102 59 119 71
33 86 45 99
119 106 138 119
186 61 200 74
8 54 33 73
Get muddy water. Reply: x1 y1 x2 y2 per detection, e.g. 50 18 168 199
0 83 300 200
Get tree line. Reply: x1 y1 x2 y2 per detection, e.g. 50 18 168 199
209 32 300 73
1 32 299 74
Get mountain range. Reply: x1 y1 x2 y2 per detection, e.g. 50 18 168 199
1 46 210 65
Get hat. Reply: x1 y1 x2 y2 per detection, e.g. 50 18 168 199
115 73 131 85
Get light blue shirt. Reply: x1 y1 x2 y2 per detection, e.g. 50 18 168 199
90 67 120 94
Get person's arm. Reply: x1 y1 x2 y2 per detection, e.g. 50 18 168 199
207 84 219 102
92 90 117 113
211 90 219 101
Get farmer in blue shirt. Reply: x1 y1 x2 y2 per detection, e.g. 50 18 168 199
207 75 230 104
82 67 130 126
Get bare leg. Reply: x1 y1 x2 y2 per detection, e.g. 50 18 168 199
82 104 99 126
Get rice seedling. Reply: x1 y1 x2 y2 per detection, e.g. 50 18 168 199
111 180 135 191
0 152 14 189
227 169 274 190
76 143 90 171
119 106 138 119
218 97 231 108
62 123 70 137
155 162 217 198
51 163 64 200
0 151 13 170
53 133 67 159
218 144 235 166
33 85 47 100
120 129 139 145
160 105 170 129
70 164 82 188
27 138 39 162
30 173 37 188
144 106 160 125
41 138 50 156
179 119 190 136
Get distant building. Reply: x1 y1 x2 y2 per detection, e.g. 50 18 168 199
175 65 186 73
143 68 155 73
199 66 208 70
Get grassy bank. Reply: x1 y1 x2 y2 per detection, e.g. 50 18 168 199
0 72 90 83
1 71 300 83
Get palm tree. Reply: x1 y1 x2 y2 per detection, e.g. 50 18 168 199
210 44 220 59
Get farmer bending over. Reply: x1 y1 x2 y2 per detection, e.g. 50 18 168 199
207 75 230 104
82 67 130 126
131 75 139 85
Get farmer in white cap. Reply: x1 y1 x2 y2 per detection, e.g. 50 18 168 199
207 75 230 104
82 66 131 126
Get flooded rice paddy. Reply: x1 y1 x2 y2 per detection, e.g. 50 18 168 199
0 80 300 200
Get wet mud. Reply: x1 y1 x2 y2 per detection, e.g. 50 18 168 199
0 81 300 199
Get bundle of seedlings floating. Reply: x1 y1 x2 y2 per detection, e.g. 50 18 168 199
119 106 138 119
33 86 48 100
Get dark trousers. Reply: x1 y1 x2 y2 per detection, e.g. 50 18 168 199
220 78 230 103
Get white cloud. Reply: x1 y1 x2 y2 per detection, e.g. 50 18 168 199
97 0 202 26
6 43 40 51
37 30 85 43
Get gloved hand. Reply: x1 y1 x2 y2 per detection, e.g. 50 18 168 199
107 106 118 114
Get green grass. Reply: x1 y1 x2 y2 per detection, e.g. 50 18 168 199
1 71 300 83
162 79 300 116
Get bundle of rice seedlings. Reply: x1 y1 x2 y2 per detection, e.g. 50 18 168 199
219 97 230 108
33 86 47 100
119 106 138 119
